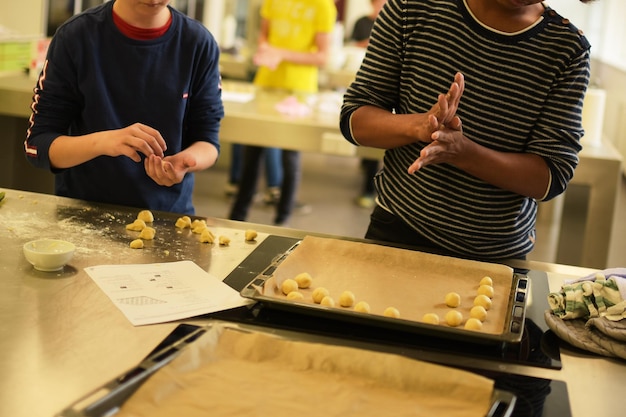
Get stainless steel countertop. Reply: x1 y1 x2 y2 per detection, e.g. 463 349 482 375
1 189 625 417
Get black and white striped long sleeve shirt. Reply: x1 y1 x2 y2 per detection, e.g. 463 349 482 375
340 0 591 260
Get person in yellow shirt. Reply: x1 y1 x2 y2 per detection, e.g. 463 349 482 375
229 0 337 226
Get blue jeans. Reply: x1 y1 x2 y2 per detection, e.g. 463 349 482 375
229 146 300 225
229 144 282 188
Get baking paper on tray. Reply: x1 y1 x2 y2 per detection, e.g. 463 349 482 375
267 236 515 334
116 324 495 417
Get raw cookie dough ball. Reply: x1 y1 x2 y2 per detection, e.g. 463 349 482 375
245 229 258 241
191 219 208 234
175 216 192 229
477 284 495 299
320 296 335 307
139 227 156 240
312 287 330 304
480 276 493 287
281 278 299 295
218 235 231 246
200 229 215 244
445 310 463 327
129 239 144 249
126 219 146 231
422 313 440 325
294 272 313 289
383 307 400 318
338 290 356 307
464 317 483 331
470 305 488 322
354 301 371 313
445 292 461 308
474 294 493 311
286 291 304 300
137 210 154 223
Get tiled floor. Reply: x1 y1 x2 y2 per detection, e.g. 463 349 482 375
193 151 625 270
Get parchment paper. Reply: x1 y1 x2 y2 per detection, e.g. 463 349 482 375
266 236 515 335
117 324 495 417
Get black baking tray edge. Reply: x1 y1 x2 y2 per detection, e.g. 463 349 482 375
239 240 530 345
55 321 517 417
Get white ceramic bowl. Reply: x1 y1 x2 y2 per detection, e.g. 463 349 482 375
23 239 76 272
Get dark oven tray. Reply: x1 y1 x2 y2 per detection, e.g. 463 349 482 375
240 240 530 345
56 321 517 417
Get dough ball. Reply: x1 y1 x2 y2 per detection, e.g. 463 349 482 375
191 219 208 234
338 290 355 307
445 292 461 308
445 310 463 327
245 229 258 241
200 229 215 244
281 279 299 295
312 287 330 304
479 276 493 287
138 226 156 240
470 305 488 322
464 318 483 331
353 301 371 313
383 307 400 318
286 291 304 300
218 235 231 246
175 216 192 229
126 219 146 231
293 272 313 289
477 284 495 298
422 313 440 325
137 210 154 223
474 294 492 310
129 239 144 249
320 296 335 307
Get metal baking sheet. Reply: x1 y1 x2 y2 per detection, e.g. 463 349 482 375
240 237 529 344
55 321 517 417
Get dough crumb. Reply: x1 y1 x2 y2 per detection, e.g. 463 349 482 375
293 272 312 289
129 239 144 249
422 313 440 325
354 301 371 313
445 310 463 327
339 290 355 307
137 210 154 223
139 227 156 240
126 219 146 231
383 307 400 318
245 229 258 241
312 287 330 304
281 279 299 295
445 292 461 308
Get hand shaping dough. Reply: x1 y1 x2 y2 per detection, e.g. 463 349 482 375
137 210 154 223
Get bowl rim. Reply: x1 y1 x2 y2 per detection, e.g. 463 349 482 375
23 238 76 253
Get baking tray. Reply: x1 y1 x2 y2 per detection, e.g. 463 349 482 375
56 321 517 417
240 238 530 345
